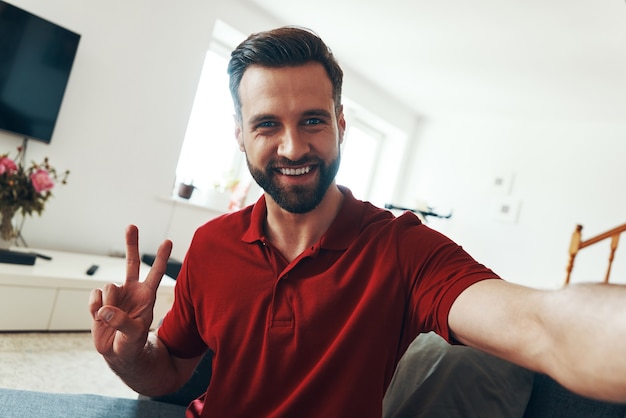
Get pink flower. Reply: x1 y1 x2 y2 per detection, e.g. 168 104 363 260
30 168 55 193
0 157 18 175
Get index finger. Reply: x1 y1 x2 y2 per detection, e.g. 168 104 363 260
125 224 141 283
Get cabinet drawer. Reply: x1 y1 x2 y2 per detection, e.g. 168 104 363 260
0 286 56 331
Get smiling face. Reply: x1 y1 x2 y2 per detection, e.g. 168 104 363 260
235 62 345 214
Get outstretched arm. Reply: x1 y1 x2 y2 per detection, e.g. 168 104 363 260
89 225 201 396
449 279 626 402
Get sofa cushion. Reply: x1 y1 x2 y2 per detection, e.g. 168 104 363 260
0 389 187 417
523 373 626 418
383 332 534 418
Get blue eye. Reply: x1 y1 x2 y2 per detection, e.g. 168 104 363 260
304 118 322 125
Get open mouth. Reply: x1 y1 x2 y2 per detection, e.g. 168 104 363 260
278 166 313 176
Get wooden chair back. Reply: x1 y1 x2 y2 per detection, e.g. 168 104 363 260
565 223 626 285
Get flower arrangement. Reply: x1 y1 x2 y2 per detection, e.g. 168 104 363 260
0 146 69 242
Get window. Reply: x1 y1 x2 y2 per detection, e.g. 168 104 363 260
174 48 244 194
172 22 249 210
336 122 383 200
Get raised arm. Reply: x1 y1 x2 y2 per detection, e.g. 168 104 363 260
449 279 626 402
89 225 201 396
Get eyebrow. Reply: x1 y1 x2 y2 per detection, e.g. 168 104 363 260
247 114 275 126
247 109 333 126
302 109 333 120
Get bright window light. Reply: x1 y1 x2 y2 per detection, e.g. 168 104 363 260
174 49 242 192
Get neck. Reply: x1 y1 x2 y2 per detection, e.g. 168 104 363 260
264 184 344 262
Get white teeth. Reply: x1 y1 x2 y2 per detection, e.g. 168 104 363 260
280 166 311 176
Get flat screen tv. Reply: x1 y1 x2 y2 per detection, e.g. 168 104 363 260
0 1 80 144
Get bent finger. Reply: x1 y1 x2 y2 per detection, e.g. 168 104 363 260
89 288 104 320
100 282 121 308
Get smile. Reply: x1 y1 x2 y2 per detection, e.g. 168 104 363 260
279 166 312 176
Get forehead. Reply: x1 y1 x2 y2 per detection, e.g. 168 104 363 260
238 63 335 119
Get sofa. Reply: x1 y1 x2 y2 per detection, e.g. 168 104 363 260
525 374 626 418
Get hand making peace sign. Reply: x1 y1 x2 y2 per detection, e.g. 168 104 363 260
89 225 172 362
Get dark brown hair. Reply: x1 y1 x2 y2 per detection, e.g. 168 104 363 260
228 26 343 121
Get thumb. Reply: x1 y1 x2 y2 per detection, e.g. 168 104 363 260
98 307 115 322
97 306 144 336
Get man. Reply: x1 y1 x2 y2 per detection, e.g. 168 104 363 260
90 27 626 417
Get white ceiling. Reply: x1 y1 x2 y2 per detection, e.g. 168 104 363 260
246 0 626 123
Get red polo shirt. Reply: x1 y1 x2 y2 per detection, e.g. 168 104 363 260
158 187 499 417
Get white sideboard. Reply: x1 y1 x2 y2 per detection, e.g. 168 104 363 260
0 248 176 331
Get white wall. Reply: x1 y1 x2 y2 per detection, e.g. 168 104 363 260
399 115 626 289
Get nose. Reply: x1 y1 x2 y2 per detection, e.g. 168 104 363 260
277 126 310 161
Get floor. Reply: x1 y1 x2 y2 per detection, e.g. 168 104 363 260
0 331 137 399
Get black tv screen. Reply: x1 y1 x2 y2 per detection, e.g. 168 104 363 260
0 1 80 144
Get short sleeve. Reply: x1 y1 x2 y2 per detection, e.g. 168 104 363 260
158 255 208 359
395 214 501 344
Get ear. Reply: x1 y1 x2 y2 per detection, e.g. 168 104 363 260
234 115 245 152
337 106 346 145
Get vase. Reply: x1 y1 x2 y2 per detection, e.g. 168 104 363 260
0 207 18 249
177 183 195 199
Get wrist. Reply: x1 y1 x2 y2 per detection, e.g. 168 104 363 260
104 334 154 376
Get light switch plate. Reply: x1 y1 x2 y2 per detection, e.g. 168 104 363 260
491 172 515 195
491 196 521 223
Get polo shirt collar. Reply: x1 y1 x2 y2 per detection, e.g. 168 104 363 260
240 186 364 252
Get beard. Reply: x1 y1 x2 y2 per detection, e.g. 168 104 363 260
247 151 341 214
